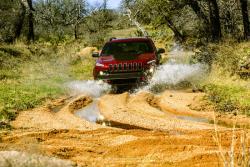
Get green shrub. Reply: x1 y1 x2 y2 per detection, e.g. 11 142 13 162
204 84 250 115
214 41 250 75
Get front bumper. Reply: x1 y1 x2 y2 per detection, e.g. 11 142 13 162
96 71 147 86
97 71 144 80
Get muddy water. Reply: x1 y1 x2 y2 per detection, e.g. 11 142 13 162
166 112 209 124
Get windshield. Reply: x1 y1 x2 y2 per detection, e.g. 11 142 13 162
102 41 154 56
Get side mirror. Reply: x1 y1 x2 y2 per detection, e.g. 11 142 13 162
157 48 165 54
92 52 100 58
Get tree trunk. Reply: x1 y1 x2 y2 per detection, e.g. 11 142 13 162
208 0 222 41
27 0 34 42
240 0 250 40
13 1 26 41
74 24 78 39
164 16 185 42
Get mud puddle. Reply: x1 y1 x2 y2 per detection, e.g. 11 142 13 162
165 111 210 124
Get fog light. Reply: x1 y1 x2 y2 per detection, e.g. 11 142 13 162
149 67 154 73
99 71 104 76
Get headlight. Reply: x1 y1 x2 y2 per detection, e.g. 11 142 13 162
149 66 155 73
99 71 104 76
96 63 104 67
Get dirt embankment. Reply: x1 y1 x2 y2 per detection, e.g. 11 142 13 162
1 90 250 166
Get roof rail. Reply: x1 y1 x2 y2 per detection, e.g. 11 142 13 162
109 37 117 41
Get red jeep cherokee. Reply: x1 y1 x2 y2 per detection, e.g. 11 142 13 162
92 37 165 88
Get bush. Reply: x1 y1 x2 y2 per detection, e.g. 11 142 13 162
214 41 250 75
204 84 250 115
191 46 216 69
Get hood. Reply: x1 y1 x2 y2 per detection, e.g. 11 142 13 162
98 53 155 63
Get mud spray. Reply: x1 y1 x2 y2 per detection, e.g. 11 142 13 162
75 100 105 123
67 80 111 98
67 80 110 123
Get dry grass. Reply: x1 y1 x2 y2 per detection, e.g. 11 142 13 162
213 109 250 167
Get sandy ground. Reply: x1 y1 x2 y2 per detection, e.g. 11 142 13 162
0 90 250 166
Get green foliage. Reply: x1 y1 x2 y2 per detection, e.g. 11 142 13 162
83 9 118 48
0 0 20 42
0 81 63 119
109 27 137 38
195 41 250 115
123 0 249 43
204 84 250 114
35 0 87 41
191 46 215 70
215 41 250 75
70 56 94 80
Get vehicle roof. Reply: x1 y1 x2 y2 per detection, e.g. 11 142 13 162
108 37 152 43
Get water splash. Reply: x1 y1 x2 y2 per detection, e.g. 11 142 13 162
142 43 208 92
152 63 206 85
75 100 104 123
67 80 111 98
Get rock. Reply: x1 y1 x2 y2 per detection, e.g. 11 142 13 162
77 47 98 57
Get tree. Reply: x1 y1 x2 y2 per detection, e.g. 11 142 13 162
124 0 185 41
0 0 17 42
27 0 35 42
84 0 117 47
13 0 35 42
74 0 87 39
13 0 26 41
240 0 250 40
208 0 222 41
35 0 87 41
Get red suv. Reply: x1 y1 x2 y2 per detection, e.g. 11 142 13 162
92 37 165 88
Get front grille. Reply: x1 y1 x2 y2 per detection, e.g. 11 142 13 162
118 64 122 71
123 64 127 70
138 63 142 70
109 64 112 71
133 63 137 70
114 64 117 71
109 62 143 72
128 63 132 70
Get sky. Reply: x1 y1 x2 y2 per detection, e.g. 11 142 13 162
87 0 122 9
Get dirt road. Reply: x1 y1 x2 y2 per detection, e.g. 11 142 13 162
0 90 249 166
